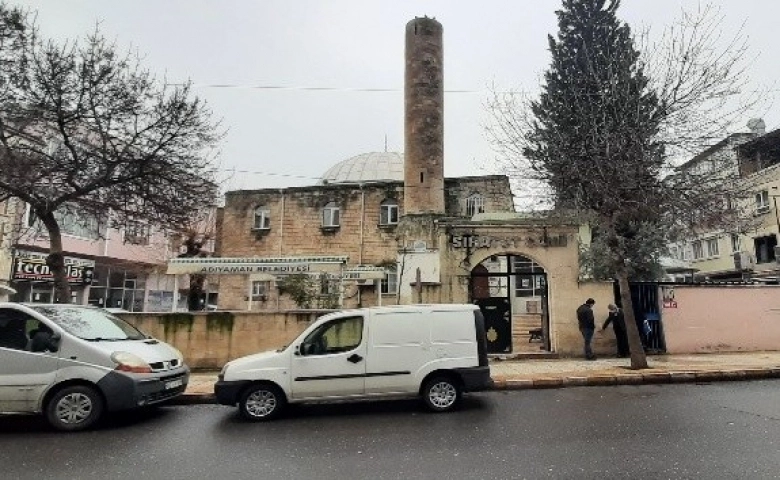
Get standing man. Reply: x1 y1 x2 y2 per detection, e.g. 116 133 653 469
576 298 597 360
601 304 629 358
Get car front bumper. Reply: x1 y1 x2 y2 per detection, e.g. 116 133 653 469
97 367 190 411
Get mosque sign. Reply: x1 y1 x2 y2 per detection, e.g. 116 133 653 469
450 234 568 249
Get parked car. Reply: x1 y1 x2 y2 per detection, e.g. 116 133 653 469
0 303 189 431
215 304 491 421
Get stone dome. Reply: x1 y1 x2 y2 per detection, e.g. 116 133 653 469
318 151 404 185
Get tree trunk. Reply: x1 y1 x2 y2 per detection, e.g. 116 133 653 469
187 274 205 311
616 270 648 369
39 211 71 304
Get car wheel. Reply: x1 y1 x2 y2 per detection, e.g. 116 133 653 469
45 385 104 432
239 383 286 421
422 375 461 413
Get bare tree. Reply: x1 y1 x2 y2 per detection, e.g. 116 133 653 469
0 6 222 303
486 0 762 369
174 207 219 311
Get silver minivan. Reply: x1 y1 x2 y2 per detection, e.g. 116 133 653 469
0 303 189 431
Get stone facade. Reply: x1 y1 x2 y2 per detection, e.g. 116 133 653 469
217 175 514 311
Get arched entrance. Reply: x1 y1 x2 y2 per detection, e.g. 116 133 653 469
470 254 550 354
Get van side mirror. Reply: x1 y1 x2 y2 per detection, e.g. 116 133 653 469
48 332 61 353
294 345 301 356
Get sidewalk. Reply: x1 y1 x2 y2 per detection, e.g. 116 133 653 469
177 351 780 404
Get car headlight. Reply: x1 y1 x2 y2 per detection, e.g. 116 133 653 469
219 363 229 378
111 351 152 374
172 347 184 365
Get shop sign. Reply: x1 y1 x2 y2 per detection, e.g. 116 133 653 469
197 264 312 275
167 256 348 275
450 234 568 249
13 256 94 285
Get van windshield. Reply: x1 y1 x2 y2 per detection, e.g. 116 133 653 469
31 306 146 341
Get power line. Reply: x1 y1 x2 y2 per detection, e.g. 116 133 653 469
190 83 483 94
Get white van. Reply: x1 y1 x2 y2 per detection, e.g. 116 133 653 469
215 304 491 420
0 303 189 431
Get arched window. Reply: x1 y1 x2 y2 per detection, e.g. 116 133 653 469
322 202 340 228
253 206 270 230
465 194 485 217
379 199 399 225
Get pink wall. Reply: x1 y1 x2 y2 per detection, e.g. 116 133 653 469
663 285 780 353
20 228 171 264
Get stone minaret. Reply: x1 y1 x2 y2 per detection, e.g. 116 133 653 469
404 17 444 215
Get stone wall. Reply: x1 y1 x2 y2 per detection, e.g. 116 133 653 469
439 223 617 357
218 176 514 311
118 311 326 370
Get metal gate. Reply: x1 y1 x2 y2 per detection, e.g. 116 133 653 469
613 282 666 353
473 297 512 354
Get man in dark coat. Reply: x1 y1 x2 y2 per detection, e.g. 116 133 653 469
602 304 629 358
576 298 596 360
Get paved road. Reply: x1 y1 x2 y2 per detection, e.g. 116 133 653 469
1 380 779 479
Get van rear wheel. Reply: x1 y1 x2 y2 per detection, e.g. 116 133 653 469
422 376 461 412
239 383 286 421
45 385 104 432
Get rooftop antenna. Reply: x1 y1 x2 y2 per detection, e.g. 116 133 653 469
384 134 388 152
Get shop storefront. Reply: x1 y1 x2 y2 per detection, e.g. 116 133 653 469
10 250 95 304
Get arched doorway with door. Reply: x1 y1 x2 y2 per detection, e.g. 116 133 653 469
470 254 550 354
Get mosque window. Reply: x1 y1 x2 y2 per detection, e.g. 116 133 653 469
253 206 271 230
465 194 485 217
381 267 398 295
322 202 340 228
380 199 399 225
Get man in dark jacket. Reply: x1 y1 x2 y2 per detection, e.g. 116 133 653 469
601 304 629 358
576 298 596 360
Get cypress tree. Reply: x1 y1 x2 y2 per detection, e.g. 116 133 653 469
526 0 666 368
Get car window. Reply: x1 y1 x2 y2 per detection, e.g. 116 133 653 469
301 316 363 355
31 306 145 341
0 308 51 352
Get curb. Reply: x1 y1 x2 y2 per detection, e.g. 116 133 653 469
172 368 780 405
490 367 780 392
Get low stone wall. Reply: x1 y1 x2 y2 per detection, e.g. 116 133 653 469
117 310 330 370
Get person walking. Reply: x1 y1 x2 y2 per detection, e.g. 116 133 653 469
601 304 629 358
576 298 597 360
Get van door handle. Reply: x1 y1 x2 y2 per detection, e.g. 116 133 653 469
347 354 363 364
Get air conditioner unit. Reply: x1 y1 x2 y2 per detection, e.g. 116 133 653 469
733 251 755 271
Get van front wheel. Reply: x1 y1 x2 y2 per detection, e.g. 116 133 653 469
45 385 104 432
239 384 286 421
422 376 461 412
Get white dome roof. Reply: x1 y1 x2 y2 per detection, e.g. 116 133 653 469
319 151 404 184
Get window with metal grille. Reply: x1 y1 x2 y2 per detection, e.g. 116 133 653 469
465 194 485 217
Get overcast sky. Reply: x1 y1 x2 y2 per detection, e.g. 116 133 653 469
14 0 780 192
